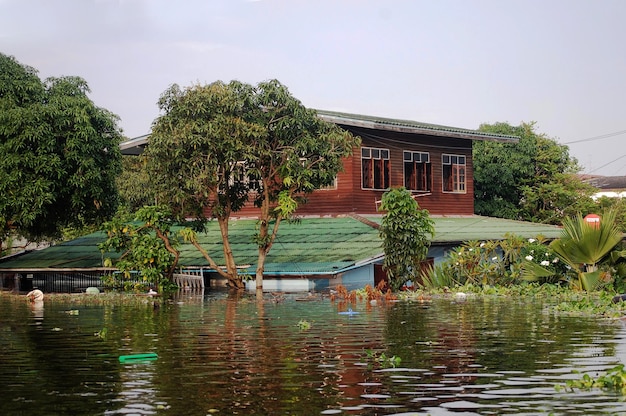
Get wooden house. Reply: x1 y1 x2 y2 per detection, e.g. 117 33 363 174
1 111 533 293
120 110 519 217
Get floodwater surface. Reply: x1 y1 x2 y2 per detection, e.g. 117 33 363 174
1 291 626 415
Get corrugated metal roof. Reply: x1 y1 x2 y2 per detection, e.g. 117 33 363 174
0 216 562 274
120 110 519 155
316 110 519 143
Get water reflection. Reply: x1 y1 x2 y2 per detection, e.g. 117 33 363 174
0 292 625 415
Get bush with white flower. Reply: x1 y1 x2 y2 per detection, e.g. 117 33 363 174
520 237 570 284
422 234 571 289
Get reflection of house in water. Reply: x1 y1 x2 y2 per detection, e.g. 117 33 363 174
1 111 564 292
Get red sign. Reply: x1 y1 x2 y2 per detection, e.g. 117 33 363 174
584 214 601 228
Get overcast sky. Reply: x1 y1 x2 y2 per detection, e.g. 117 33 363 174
2 0 625 175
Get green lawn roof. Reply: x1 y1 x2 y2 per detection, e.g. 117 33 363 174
0 216 563 274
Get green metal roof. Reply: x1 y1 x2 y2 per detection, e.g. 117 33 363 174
316 110 519 143
0 216 563 274
432 216 562 243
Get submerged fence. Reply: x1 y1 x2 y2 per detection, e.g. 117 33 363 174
0 271 106 293
0 267 208 293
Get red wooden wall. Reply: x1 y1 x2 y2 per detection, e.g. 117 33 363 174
231 126 475 218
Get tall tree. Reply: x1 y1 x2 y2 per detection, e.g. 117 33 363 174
473 122 595 224
0 53 122 252
246 80 358 290
146 80 358 290
147 81 260 289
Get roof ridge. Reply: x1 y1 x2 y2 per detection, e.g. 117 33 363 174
347 213 380 229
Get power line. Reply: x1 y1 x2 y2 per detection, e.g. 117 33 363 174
586 154 626 174
563 129 626 145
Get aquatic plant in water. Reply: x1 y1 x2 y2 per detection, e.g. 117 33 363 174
558 364 626 395
363 349 402 368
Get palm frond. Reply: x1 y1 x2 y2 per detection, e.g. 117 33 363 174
550 209 622 267
521 260 556 282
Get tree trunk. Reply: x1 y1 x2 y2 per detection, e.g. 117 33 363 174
256 250 267 290
217 216 244 290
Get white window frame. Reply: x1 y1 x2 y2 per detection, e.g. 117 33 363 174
361 146 390 190
442 153 466 193
403 151 431 192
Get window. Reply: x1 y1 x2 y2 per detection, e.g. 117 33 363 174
319 177 338 190
442 154 466 193
229 161 261 190
361 147 390 190
403 151 431 191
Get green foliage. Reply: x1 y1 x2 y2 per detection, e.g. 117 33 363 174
425 211 626 293
560 364 626 395
595 196 626 232
116 156 158 212
146 79 358 288
296 319 311 330
421 235 562 289
474 122 595 224
363 349 402 368
551 290 626 318
99 206 179 291
520 237 570 284
549 209 623 291
0 53 122 252
378 187 434 291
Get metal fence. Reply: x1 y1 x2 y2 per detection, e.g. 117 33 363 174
0 271 105 293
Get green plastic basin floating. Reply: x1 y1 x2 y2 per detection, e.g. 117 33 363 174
119 353 158 363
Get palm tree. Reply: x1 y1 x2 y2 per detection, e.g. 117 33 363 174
549 209 623 291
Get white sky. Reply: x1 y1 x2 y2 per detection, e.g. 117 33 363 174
2 0 626 175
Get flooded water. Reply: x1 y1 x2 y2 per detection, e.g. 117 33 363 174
1 291 626 415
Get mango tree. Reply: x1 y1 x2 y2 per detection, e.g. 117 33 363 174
145 80 357 290
0 53 122 252
245 80 358 290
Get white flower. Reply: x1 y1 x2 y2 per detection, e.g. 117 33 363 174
525 255 533 261
528 238 536 243
480 242 486 248
552 258 559 263
469 248 473 252
492 256 498 261
545 253 549 257
540 260 550 266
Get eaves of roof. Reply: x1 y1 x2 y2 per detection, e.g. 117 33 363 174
316 110 519 143
119 110 519 154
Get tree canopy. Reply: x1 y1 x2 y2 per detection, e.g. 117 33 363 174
145 79 358 289
0 53 123 252
473 122 595 224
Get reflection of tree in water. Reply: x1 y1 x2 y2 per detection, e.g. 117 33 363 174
153 294 392 414
384 298 620 388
